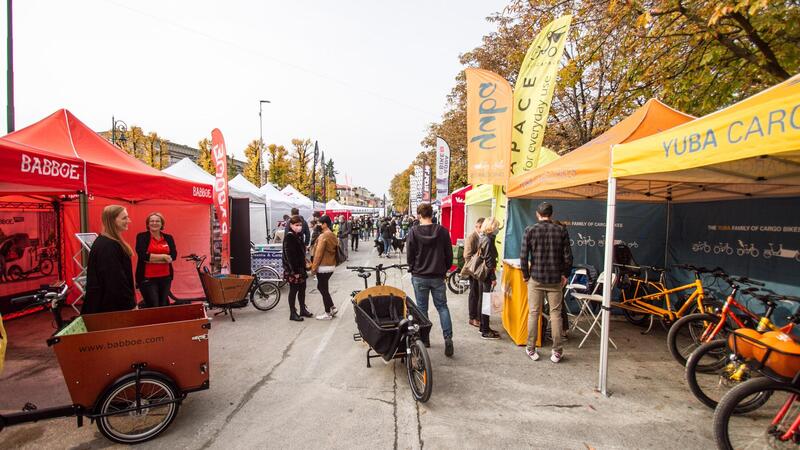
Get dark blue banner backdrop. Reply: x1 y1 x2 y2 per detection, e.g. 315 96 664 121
667 197 800 292
505 199 668 271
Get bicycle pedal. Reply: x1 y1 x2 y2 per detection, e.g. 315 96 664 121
22 402 37 411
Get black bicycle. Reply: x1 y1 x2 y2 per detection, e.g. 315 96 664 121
347 264 434 402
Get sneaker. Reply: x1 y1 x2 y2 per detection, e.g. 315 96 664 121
444 338 454 357
316 312 333 320
550 350 563 363
481 331 500 340
330 306 339 317
526 348 540 361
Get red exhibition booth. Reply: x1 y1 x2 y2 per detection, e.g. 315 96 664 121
440 185 471 245
0 109 212 311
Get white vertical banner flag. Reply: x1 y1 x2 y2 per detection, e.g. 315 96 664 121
435 137 451 202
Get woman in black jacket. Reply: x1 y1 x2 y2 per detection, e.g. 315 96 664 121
477 218 501 340
83 205 136 314
135 212 177 308
283 215 312 321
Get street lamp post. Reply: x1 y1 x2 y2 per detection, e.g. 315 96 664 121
111 116 127 147
258 100 271 186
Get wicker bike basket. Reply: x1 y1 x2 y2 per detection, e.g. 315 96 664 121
200 273 254 306
729 329 800 379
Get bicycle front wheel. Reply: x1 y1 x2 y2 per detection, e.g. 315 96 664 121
713 377 799 450
251 281 280 311
667 313 721 367
446 272 468 295
406 339 432 402
685 340 768 411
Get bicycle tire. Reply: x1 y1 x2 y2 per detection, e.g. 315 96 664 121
406 339 432 402
622 308 650 327
250 281 280 311
667 312 721 367
446 272 468 295
96 373 179 444
685 340 769 412
713 377 796 450
255 266 287 288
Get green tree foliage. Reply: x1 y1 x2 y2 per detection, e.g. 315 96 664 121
243 139 262 185
267 143 291 188
391 0 800 196
197 138 215 175
289 138 313 194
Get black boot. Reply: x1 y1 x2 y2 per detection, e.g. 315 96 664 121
290 310 304 321
299 300 313 318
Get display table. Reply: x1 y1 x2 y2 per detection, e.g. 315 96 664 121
501 259 542 347
252 244 283 277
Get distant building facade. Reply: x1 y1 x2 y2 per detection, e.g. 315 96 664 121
336 184 380 207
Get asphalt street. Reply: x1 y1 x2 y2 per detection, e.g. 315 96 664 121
1 242 721 449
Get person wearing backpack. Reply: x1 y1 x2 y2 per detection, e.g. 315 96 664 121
311 215 339 320
406 203 455 357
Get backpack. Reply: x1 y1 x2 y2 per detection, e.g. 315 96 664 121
335 240 347 266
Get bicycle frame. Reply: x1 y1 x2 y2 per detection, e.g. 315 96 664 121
773 394 800 442
617 278 706 322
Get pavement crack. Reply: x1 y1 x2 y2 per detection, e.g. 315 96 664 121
392 363 399 450
366 396 394 406
200 328 303 449
531 403 583 409
415 398 424 449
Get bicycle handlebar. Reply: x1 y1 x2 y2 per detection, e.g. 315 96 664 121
10 294 38 305
346 264 409 272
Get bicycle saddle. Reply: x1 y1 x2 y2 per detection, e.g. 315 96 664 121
358 272 372 280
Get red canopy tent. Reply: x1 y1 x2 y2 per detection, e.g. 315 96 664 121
0 110 212 305
440 185 472 245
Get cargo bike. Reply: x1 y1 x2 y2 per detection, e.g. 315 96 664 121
0 284 211 445
348 263 434 402
182 253 280 321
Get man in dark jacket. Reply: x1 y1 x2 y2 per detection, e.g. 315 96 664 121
406 203 454 357
350 218 361 251
380 218 394 257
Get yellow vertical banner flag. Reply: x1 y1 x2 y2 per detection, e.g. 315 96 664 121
510 15 572 177
466 68 513 185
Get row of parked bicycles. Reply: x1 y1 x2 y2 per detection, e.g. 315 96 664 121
605 261 800 449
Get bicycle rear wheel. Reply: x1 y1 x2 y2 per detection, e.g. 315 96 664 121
667 313 721 367
250 281 280 311
446 271 468 295
255 266 286 288
713 377 800 450
406 338 432 402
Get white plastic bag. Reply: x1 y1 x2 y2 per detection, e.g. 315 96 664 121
481 291 492 316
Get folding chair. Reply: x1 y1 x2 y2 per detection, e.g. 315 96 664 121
563 268 589 318
572 272 618 349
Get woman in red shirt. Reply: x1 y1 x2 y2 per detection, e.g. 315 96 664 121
135 212 177 308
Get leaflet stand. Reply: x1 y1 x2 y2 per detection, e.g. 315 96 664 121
71 233 98 314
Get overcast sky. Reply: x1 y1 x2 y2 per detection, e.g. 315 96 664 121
0 0 508 196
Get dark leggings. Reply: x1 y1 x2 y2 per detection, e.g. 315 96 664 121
468 277 480 320
288 280 307 314
140 277 171 308
478 280 492 333
316 272 334 313
351 234 359 250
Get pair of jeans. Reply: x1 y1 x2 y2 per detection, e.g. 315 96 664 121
288 280 307 315
467 276 480 320
382 237 393 255
527 279 564 353
411 276 452 340
316 272 334 313
351 234 359 250
139 277 171 308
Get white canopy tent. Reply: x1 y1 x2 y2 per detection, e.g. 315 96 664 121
163 159 269 244
259 182 303 227
280 184 314 217
229 175 271 245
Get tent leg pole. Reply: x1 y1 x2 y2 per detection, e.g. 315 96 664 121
664 201 671 269
599 176 617 397
79 192 88 233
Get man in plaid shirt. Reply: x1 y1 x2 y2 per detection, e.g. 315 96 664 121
519 202 573 363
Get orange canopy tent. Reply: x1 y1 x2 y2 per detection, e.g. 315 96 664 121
0 110 213 304
507 99 695 199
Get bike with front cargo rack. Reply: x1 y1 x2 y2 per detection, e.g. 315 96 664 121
1 284 211 444
347 263 434 402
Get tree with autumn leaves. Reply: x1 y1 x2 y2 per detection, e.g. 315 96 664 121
389 0 800 212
